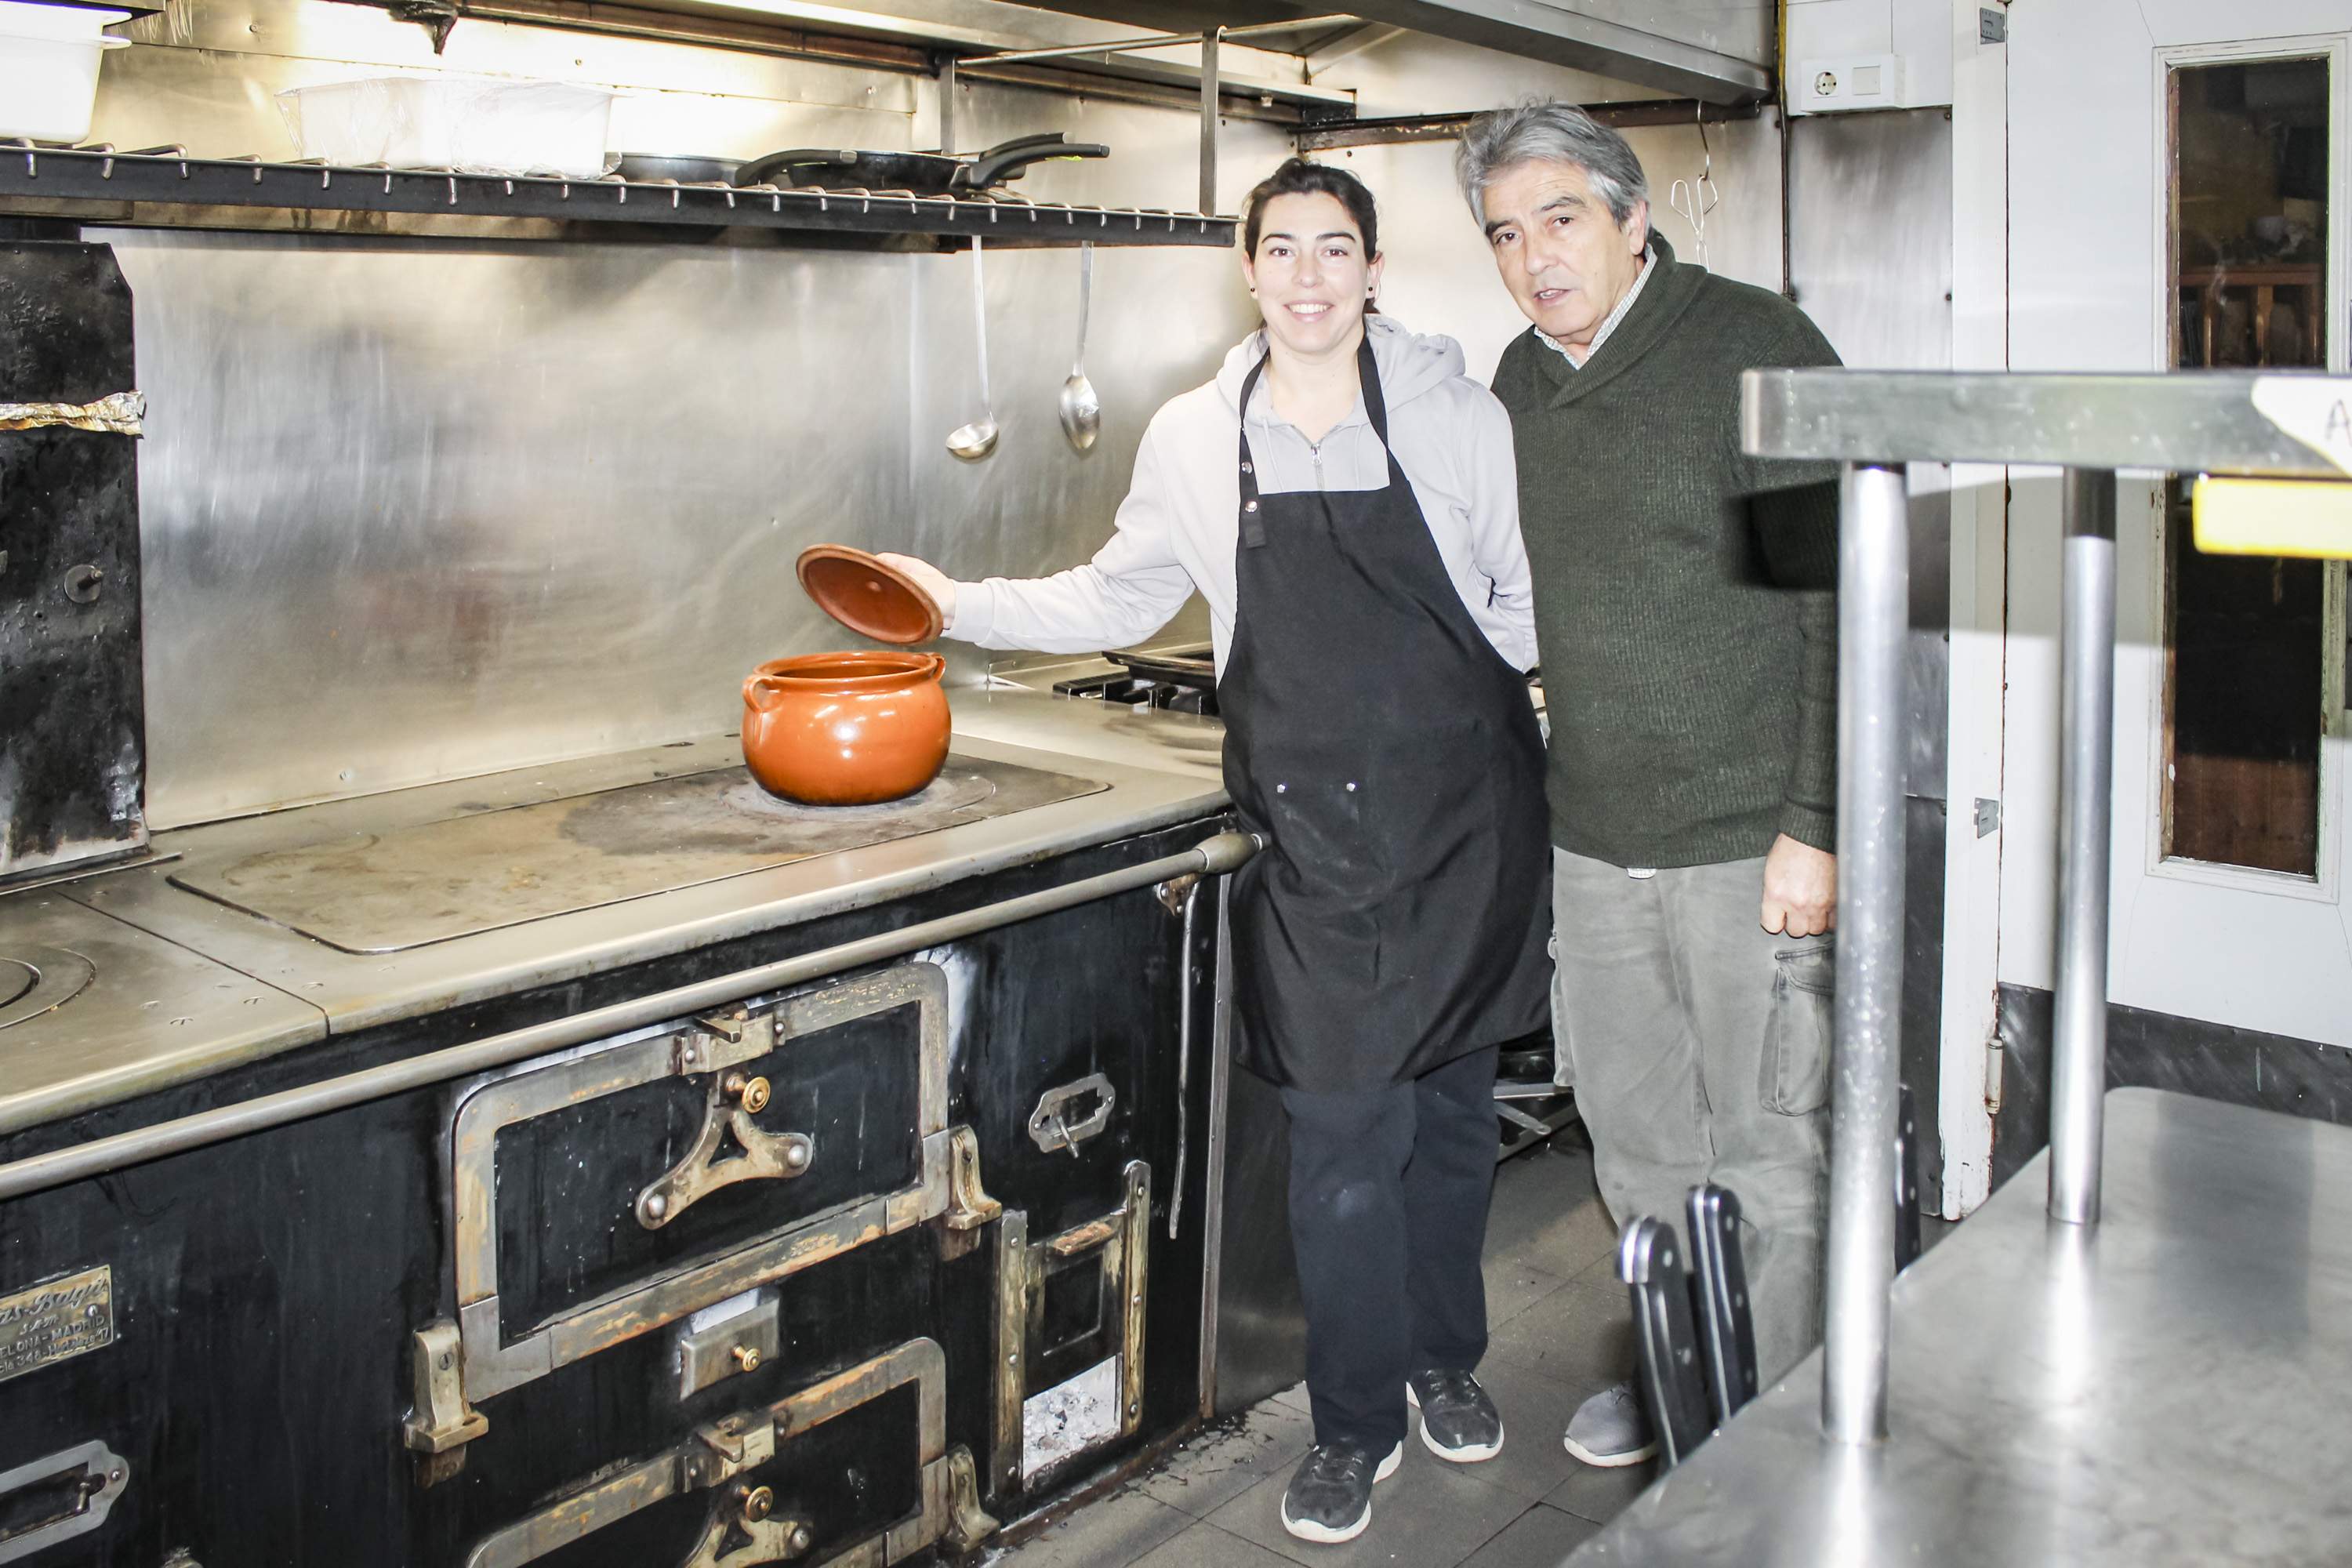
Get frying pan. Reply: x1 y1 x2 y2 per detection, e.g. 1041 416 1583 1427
1104 647 1217 689
612 151 742 185
733 132 1108 194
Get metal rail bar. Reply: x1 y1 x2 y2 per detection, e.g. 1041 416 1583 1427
1821 462 1908 1445
0 832 1260 1203
2049 470 2118 1225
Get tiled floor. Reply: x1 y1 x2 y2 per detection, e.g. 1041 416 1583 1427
986 1133 1654 1568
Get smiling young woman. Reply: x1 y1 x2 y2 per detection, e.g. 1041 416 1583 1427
875 157 1551 1548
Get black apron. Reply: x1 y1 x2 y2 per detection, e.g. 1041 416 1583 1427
1220 337 1551 1094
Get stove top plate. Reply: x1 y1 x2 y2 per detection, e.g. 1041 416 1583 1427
0 957 31 1014
170 753 1107 955
0 946 98 1031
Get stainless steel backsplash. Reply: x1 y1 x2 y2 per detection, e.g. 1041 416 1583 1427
92 0 1280 826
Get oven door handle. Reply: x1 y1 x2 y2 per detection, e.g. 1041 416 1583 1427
0 832 1260 1203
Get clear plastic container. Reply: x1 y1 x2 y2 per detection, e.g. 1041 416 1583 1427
277 78 615 178
0 2 130 143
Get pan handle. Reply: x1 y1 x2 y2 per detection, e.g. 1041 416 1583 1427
731 147 855 188
956 136 1110 191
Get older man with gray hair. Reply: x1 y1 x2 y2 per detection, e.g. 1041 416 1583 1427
1455 101 1844 1467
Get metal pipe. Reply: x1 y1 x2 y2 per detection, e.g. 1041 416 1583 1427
938 55 956 157
1199 26 1221 219
971 31 1200 64
1196 875 1235 1418
1168 873 1203 1240
1220 15 1358 40
0 831 1261 1203
968 15 1351 65
2049 469 2118 1226
1821 461 1908 1445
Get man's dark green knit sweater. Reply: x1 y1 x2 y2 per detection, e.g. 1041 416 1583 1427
1490 233 1842 869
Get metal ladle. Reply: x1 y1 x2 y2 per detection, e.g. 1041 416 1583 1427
946 238 999 461
1058 242 1101 452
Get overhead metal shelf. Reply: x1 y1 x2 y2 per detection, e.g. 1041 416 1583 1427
0 143 1236 249
1744 368 2352 477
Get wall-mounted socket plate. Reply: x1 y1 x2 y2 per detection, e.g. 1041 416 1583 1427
1792 54 1908 114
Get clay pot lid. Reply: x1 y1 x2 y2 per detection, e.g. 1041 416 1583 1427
796 544 944 646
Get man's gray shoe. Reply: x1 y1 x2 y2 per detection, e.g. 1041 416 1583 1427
1563 1381 1657 1468
1406 1368 1504 1462
1279 1439 1403 1544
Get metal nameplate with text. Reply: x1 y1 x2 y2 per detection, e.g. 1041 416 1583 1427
0 1266 114 1385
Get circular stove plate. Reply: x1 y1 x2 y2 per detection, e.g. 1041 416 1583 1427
0 946 98 1031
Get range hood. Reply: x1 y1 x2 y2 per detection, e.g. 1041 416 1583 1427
1329 0 1770 103
1040 0 1772 102
343 0 1773 109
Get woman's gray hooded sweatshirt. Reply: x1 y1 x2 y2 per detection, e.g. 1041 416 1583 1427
946 313 1536 674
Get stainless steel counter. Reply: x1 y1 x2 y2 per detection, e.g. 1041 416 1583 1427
1570 1087 2352 1566
0 686 1227 1136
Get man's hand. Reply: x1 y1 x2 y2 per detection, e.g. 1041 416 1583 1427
1761 834 1836 938
875 553 958 630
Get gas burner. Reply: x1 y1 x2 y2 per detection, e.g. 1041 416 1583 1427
0 946 97 1031
1052 646 1220 718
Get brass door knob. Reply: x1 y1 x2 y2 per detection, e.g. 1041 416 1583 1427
724 1072 773 1114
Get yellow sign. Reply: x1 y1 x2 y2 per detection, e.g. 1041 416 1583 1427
2192 477 2352 561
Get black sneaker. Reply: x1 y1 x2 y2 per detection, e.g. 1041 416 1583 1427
1279 1439 1403 1544
1406 1367 1504 1463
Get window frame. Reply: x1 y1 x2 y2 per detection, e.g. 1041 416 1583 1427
2143 34 2349 900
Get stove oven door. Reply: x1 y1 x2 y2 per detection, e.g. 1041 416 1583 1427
461 1337 992 1568
409 963 996 1457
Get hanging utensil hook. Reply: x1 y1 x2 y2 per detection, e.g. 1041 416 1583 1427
1668 104 1721 269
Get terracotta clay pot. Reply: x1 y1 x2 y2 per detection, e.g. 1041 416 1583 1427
741 651 951 805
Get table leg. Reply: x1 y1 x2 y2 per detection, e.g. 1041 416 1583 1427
1823 461 1908 1445
2049 469 2117 1228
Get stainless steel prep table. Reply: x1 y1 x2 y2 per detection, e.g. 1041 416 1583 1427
1573 1087 2352 1564
1570 370 2352 1566
0 685 1226 1135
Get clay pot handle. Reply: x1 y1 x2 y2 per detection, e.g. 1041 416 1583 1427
916 652 949 681
744 671 788 712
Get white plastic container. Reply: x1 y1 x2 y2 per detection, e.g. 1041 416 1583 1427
0 2 130 143
278 78 615 179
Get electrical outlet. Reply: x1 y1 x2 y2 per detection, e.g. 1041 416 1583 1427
1791 54 1907 114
